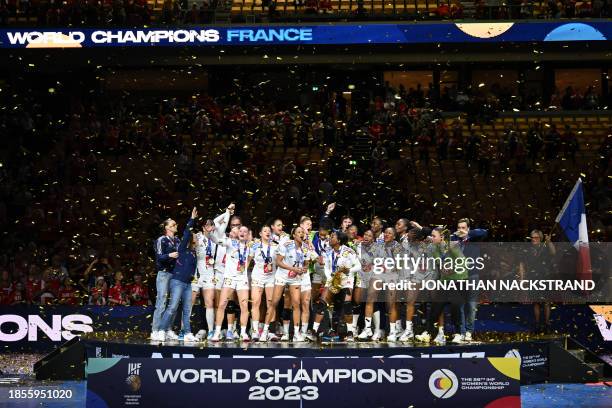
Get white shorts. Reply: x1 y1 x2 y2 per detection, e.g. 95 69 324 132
357 271 374 289
251 270 275 288
301 273 311 292
223 273 250 291
192 261 216 291
378 271 400 283
191 275 202 291
214 269 225 291
274 269 303 287
408 270 436 284
311 264 326 285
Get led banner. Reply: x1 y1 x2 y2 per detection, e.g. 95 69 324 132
86 357 521 407
0 21 610 49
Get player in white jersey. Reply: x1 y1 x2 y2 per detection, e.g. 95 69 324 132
247 225 278 341
271 218 290 246
370 216 385 244
309 226 330 302
397 220 433 342
191 220 217 340
210 225 252 342
355 229 383 340
270 218 293 340
263 226 313 342
299 216 314 340
375 227 403 342
311 230 361 341
210 205 238 340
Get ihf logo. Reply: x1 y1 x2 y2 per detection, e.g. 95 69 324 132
428 369 459 399
126 363 142 392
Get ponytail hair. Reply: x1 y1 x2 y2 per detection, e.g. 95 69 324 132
161 218 173 232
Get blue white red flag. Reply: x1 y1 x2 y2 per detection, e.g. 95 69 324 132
555 178 591 281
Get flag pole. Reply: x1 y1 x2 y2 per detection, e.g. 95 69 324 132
548 223 558 240
554 178 582 224
551 178 582 239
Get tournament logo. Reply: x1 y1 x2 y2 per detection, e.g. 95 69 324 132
126 363 142 392
428 369 458 399
505 349 522 365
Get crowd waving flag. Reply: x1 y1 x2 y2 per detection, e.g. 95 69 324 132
555 178 592 281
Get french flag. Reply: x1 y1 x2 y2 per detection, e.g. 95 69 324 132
555 178 592 281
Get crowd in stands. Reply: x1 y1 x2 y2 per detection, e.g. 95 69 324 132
0 75 609 307
0 0 220 26
0 0 609 26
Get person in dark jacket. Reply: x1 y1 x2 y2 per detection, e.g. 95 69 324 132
449 218 488 343
151 216 180 340
158 207 198 342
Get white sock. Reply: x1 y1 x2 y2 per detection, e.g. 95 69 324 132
347 323 354 335
373 311 381 332
364 317 372 329
240 326 247 335
283 322 290 334
390 322 396 334
251 320 259 333
352 314 359 330
301 323 308 334
293 325 300 336
214 325 222 334
395 320 402 331
313 322 320 332
262 324 269 333
438 327 444 335
229 322 236 332
406 321 413 332
205 308 215 332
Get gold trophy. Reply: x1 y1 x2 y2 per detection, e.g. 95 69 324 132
330 266 348 294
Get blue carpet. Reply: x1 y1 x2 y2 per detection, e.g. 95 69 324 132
521 383 612 408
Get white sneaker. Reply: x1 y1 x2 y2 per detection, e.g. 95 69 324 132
345 333 355 343
267 332 279 342
387 331 398 342
165 330 179 341
225 330 235 341
415 331 431 343
304 332 317 342
358 327 373 340
158 331 166 342
464 331 473 342
259 331 269 342
149 331 157 340
280 333 290 342
240 332 250 342
183 333 198 343
451 333 464 344
251 330 260 341
372 330 383 341
211 331 222 342
399 329 414 342
293 332 305 342
195 330 207 341
434 331 446 345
